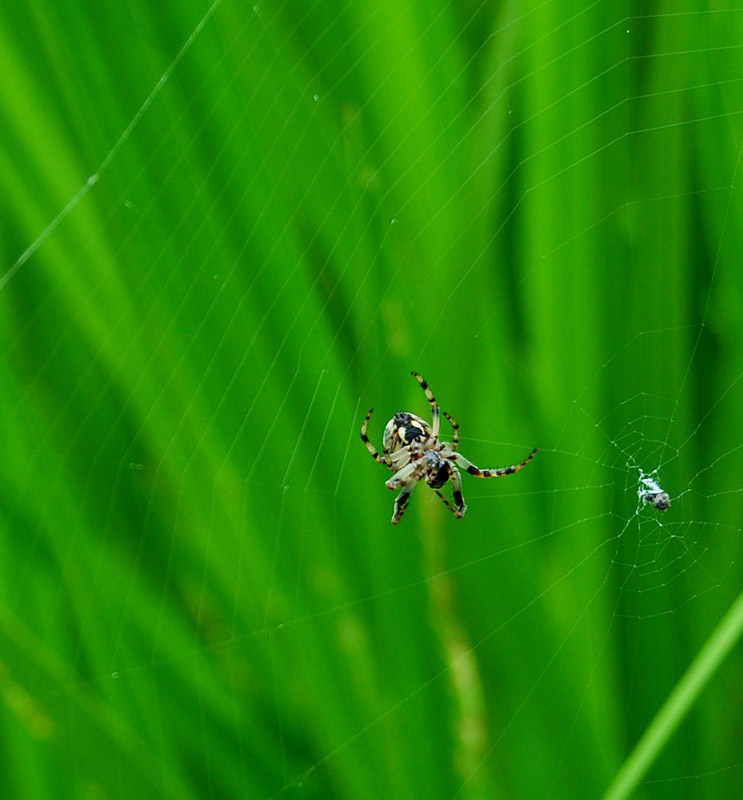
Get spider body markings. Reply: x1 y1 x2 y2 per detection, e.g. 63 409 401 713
360 372 536 524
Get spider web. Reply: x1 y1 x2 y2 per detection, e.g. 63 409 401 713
2 1 743 799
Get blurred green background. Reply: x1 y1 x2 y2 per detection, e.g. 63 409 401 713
2 1 743 798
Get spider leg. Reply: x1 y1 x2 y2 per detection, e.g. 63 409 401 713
434 491 458 516
411 371 441 439
391 482 417 525
442 410 459 451
434 462 467 518
360 409 388 466
385 459 420 490
451 447 536 478
386 460 423 524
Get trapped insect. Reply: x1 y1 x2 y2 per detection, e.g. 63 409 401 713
360 372 537 524
638 473 671 511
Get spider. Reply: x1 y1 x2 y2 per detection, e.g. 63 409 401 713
638 472 671 511
360 372 536 524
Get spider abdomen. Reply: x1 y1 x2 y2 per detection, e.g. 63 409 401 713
383 412 431 453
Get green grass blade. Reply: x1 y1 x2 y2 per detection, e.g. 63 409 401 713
602 590 743 800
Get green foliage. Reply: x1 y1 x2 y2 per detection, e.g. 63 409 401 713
2 1 742 798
